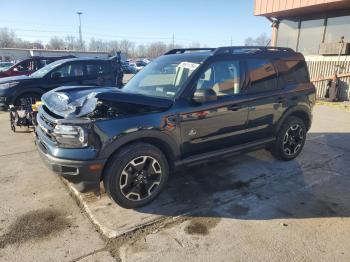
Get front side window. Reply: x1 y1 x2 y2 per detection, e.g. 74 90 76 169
195 60 241 97
247 59 278 94
52 63 84 78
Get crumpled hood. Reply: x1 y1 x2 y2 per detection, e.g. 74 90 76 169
42 86 173 119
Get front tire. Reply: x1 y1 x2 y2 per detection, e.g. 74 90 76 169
272 116 307 161
103 143 169 209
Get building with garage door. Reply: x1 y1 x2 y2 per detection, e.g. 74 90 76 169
254 0 350 101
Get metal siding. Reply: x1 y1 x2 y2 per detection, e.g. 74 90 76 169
305 55 350 101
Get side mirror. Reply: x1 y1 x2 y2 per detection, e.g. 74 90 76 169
193 89 217 104
51 72 62 79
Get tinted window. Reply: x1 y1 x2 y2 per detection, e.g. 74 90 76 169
85 62 110 76
195 60 241 97
275 60 309 86
52 63 84 78
246 59 277 93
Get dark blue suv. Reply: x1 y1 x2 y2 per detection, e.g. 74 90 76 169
35 47 316 208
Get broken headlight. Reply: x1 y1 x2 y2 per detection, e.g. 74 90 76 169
53 125 87 148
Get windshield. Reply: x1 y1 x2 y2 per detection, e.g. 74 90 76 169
30 59 66 78
122 55 205 98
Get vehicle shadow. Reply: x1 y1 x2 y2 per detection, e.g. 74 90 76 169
135 132 350 220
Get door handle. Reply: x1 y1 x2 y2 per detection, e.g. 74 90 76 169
228 104 241 111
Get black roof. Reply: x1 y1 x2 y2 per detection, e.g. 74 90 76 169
164 46 304 60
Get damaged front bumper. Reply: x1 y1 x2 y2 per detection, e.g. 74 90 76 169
35 126 106 192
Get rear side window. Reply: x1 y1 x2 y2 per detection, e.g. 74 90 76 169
246 59 278 94
275 60 309 87
85 62 110 76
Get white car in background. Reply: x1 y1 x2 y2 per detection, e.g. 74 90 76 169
129 60 147 72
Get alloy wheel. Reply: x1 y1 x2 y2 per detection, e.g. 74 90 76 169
119 156 162 201
283 124 304 156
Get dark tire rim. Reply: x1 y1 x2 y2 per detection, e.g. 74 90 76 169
119 156 162 201
283 124 304 156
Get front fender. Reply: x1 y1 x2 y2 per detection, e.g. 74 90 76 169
99 129 180 161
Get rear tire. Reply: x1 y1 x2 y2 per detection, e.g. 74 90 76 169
103 143 169 209
272 116 307 161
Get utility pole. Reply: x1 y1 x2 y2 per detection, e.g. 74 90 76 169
77 12 83 50
230 36 232 46
172 32 175 49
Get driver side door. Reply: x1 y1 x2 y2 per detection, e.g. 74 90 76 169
180 59 250 158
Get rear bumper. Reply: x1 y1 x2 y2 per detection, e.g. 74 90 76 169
35 130 106 192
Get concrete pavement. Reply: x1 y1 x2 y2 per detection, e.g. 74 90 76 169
0 104 349 261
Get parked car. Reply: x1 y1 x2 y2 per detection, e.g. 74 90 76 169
129 60 147 72
121 62 137 74
0 56 75 78
0 62 14 72
35 46 316 208
0 57 116 110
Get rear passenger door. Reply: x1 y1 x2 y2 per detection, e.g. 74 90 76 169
82 61 115 86
244 59 285 141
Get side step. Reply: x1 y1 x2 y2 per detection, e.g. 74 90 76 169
175 137 275 168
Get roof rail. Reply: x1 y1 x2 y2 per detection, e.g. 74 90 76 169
164 48 216 55
214 46 295 55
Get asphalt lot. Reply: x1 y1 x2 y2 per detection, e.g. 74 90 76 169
0 104 350 262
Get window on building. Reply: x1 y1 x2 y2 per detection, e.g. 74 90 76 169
277 20 299 50
325 15 350 43
246 59 278 93
298 19 325 54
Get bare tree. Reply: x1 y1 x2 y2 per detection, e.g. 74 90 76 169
108 40 119 55
89 38 108 52
119 40 134 57
0 28 16 48
244 33 270 46
189 42 201 48
147 41 167 58
65 35 80 50
47 36 66 50
137 44 147 58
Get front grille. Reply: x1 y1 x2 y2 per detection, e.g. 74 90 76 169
37 107 57 142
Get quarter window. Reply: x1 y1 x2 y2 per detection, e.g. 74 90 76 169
275 60 309 86
85 62 110 76
195 60 241 97
246 59 278 93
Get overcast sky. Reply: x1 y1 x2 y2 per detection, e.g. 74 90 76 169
0 0 270 46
